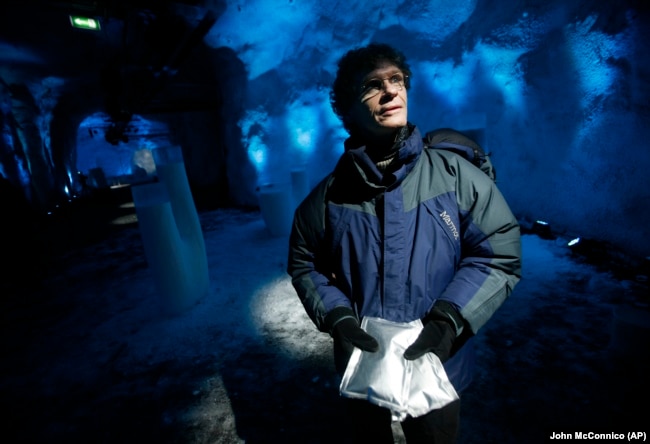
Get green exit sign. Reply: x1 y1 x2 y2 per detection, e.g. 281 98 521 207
69 15 101 31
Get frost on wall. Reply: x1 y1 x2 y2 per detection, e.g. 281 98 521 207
239 88 346 194
501 11 650 255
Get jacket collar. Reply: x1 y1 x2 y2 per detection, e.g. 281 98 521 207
337 123 422 187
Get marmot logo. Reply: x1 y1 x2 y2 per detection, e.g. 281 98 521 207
439 210 459 240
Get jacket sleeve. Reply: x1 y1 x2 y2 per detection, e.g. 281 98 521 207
287 177 353 332
437 157 522 334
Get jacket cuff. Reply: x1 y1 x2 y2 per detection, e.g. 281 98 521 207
324 306 357 334
429 300 465 337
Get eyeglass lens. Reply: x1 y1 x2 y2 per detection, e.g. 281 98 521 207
360 74 406 100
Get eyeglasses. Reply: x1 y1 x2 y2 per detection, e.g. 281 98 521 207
359 73 408 101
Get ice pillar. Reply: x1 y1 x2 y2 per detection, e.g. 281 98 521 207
256 169 309 237
131 146 209 315
258 183 293 237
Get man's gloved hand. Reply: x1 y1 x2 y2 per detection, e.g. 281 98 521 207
403 319 456 362
326 306 379 352
332 317 380 352
326 307 378 374
403 301 464 363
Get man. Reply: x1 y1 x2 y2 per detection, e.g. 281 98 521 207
287 43 522 443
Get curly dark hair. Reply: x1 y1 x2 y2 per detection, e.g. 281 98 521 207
330 43 412 134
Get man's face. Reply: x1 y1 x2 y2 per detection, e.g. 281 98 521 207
346 62 408 139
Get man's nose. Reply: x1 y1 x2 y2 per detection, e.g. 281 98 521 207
383 80 400 94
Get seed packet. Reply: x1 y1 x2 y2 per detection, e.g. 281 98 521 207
339 317 459 421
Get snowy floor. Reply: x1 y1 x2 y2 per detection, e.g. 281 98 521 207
1 189 649 444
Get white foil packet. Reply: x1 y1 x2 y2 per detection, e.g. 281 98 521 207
339 317 459 421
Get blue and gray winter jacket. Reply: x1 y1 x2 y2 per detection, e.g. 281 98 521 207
287 124 521 391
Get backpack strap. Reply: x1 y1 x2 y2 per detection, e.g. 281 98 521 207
427 141 486 168
423 128 497 182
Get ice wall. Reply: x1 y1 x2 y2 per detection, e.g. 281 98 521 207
204 0 650 258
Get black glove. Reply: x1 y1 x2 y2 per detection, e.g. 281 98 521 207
326 307 379 374
332 317 380 352
403 301 464 363
326 306 379 352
